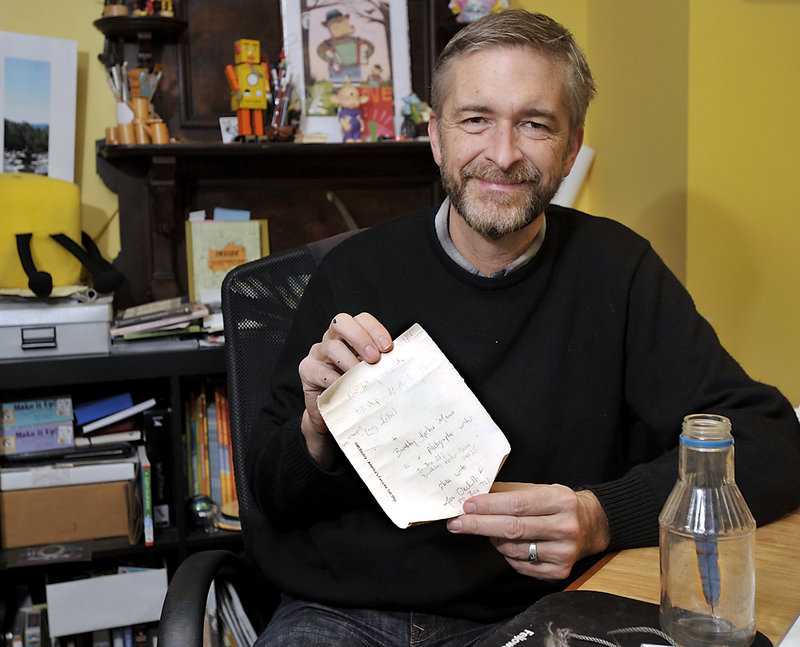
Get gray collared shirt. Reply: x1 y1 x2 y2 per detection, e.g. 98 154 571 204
433 198 546 278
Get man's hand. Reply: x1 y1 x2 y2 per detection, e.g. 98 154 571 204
446 482 610 581
298 312 393 469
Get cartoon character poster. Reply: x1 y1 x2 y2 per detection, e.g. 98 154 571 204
282 0 411 142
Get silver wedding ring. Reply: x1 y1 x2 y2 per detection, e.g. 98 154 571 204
528 540 538 564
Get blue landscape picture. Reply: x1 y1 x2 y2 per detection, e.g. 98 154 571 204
3 56 51 174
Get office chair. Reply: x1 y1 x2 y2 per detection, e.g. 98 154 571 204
158 230 358 647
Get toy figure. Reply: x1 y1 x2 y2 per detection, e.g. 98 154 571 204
317 9 375 83
225 39 269 140
330 80 368 143
449 0 509 23
160 0 174 16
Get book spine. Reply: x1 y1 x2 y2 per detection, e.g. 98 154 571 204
137 445 154 546
0 422 74 456
142 409 172 529
214 386 231 506
220 387 237 503
186 393 198 496
74 430 141 447
198 390 209 496
74 393 133 426
206 396 222 506
82 398 156 434
2 396 73 428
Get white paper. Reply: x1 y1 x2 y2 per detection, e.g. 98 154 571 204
318 323 510 528
46 568 167 637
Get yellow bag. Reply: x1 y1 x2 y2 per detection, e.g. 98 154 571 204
0 174 123 296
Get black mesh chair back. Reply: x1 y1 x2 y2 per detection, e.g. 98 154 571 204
220 231 357 558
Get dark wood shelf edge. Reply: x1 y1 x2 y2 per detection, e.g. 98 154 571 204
93 16 188 40
0 345 226 390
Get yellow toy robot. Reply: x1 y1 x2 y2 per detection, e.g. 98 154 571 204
225 38 268 139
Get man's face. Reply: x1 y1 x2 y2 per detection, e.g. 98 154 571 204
429 47 582 240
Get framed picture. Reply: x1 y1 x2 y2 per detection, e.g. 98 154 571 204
0 31 77 182
281 0 411 143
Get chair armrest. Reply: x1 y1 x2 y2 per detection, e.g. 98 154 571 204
158 549 249 647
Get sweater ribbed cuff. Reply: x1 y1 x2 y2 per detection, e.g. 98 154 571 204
586 470 663 550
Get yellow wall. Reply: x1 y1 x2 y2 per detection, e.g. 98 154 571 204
2 0 121 257
6 1 799 403
516 0 689 277
518 0 799 404
687 1 800 404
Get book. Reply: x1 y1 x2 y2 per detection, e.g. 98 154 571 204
216 581 257 647
23 607 42 647
142 409 172 529
206 396 222 506
137 444 154 546
90 629 110 647
81 398 157 434
317 323 511 529
74 393 134 426
108 302 209 338
214 386 234 507
113 296 192 328
74 430 142 447
185 219 268 306
2 396 73 429
0 422 74 456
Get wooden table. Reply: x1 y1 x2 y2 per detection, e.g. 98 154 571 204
570 507 800 644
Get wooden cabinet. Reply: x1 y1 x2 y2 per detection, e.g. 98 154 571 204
92 0 461 309
97 140 442 309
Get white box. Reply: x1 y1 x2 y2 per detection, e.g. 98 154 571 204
0 298 111 360
46 568 168 637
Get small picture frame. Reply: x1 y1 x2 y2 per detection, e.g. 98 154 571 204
281 0 412 143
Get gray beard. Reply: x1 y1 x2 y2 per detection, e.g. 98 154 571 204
441 158 562 240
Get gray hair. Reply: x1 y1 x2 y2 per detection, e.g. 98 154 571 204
430 10 596 136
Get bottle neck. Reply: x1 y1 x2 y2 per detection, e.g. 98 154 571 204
678 441 735 486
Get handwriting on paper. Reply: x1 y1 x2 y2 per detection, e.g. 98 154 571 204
317 323 511 529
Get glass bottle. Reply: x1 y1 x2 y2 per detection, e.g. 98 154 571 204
659 413 756 647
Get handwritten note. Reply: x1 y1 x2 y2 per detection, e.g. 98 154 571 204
317 323 511 528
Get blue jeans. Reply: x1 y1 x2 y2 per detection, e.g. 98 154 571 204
254 595 506 646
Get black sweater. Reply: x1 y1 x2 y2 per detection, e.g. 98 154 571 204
246 206 800 622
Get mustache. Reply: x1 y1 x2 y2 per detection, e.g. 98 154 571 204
461 159 542 185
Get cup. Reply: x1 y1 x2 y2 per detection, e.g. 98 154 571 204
116 122 135 145
150 121 169 144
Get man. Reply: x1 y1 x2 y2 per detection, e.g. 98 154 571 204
248 10 800 646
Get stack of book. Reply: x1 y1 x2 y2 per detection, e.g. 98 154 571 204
0 393 161 550
0 397 141 550
205 579 258 647
185 382 239 529
73 392 156 446
109 296 210 354
0 395 74 458
73 393 162 546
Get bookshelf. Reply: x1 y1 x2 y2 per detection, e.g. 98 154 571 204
0 347 240 632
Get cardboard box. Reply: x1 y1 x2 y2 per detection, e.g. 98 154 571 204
46 568 168 637
0 299 111 360
0 479 139 548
